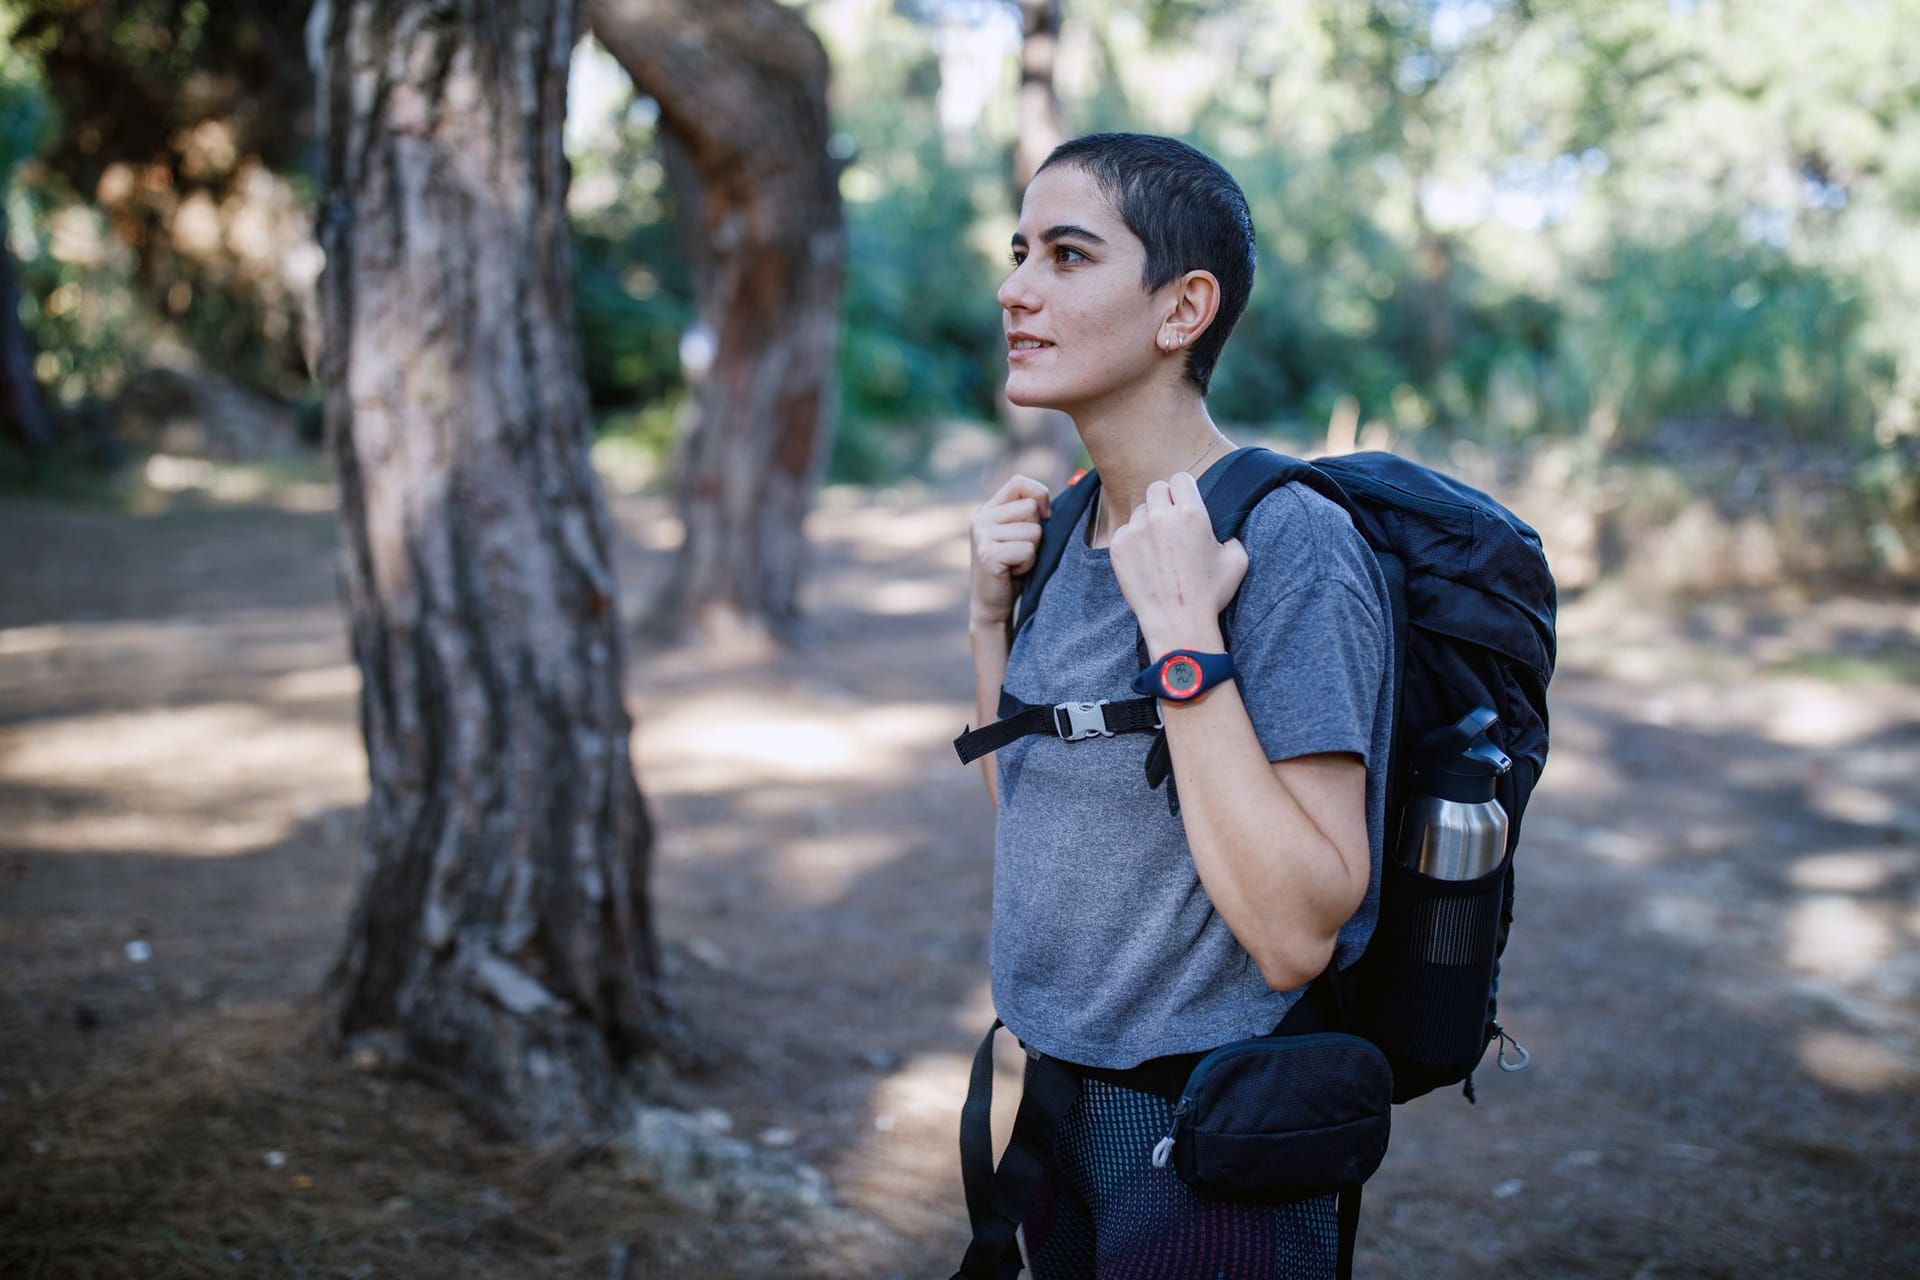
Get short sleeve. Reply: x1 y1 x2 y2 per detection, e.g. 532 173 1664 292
1230 490 1390 766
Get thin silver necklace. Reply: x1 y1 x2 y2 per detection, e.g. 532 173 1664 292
1093 435 1226 545
1183 435 1225 477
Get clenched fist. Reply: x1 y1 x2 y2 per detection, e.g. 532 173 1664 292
969 474 1052 629
1110 470 1247 656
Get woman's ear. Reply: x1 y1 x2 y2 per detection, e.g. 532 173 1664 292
1157 269 1222 353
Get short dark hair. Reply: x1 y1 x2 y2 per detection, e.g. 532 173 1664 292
1036 133 1256 396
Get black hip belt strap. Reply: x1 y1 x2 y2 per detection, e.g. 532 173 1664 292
953 979 1355 1280
953 1020 1079 1280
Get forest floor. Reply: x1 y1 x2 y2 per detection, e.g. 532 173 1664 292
2 458 1919 1279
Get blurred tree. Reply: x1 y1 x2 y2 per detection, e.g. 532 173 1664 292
1012 0 1064 192
316 0 666 1139
999 0 1080 489
0 203 47 453
590 0 844 643
0 22 50 453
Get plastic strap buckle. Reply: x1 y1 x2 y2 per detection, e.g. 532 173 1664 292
1053 700 1114 742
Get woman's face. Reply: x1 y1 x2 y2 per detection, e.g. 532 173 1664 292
998 164 1172 415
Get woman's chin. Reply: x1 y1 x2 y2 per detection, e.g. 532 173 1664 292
1004 377 1062 412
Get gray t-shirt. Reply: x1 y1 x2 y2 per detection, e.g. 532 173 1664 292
993 478 1393 1069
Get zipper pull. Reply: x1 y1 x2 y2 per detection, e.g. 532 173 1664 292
1494 1023 1531 1072
1150 1097 1190 1169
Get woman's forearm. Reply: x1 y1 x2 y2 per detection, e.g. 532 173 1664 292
969 620 1012 808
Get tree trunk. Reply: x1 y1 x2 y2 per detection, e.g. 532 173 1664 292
0 203 53 455
1408 158 1454 380
1001 0 1079 491
1013 0 1065 193
589 0 843 644
316 0 665 1140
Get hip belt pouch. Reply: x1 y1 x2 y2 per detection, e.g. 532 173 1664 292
1152 1032 1393 1203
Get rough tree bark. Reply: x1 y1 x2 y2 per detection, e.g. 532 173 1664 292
1001 0 1080 491
316 0 665 1140
0 203 52 455
589 0 843 644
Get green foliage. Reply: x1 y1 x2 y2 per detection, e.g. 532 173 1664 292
6 0 315 406
571 219 693 418
0 429 128 499
1204 147 1427 428
3 0 1918 565
9 182 150 409
821 13 1010 483
1566 224 1874 437
0 11 48 180
8 0 311 190
832 144 1005 482
565 74 695 420
1106 0 1920 476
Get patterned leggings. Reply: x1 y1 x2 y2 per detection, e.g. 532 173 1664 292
1021 1074 1341 1280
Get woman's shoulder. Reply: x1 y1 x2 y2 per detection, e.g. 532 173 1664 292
1237 478 1364 559
1235 479 1383 608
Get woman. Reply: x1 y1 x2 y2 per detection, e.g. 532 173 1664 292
963 133 1395 1277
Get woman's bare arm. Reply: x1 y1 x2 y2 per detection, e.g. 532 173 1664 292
1109 471 1372 989
965 474 1052 809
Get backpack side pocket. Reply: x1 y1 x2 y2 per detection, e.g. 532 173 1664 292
1358 848 1513 1102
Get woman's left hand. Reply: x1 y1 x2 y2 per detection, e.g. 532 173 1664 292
1110 470 1248 656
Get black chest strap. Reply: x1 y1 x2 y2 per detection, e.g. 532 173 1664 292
952 690 1163 766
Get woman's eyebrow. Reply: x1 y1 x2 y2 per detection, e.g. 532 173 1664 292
1010 224 1110 250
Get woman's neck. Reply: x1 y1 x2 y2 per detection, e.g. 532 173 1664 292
1077 381 1230 548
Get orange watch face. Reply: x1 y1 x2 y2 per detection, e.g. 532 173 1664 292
1160 655 1202 698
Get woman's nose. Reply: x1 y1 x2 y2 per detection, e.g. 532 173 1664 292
997 262 1038 313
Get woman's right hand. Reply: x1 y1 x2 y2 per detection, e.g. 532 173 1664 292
969 474 1052 629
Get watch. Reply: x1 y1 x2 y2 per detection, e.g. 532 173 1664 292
1131 649 1236 703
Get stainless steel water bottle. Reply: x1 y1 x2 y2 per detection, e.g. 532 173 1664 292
1396 706 1512 881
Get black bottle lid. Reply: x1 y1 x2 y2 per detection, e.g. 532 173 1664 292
1413 706 1512 803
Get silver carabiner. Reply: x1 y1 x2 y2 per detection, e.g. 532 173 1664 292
1496 1026 1531 1073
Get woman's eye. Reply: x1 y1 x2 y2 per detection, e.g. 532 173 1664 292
1054 245 1087 264
1008 249 1026 267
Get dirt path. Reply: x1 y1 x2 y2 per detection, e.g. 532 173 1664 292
2 474 1917 1278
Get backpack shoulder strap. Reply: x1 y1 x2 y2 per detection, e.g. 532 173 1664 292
1202 446 1352 541
1210 446 1418 861
1009 471 1100 639
1010 450 1347 637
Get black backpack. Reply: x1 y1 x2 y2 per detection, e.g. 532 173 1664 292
959 445 1557 1100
